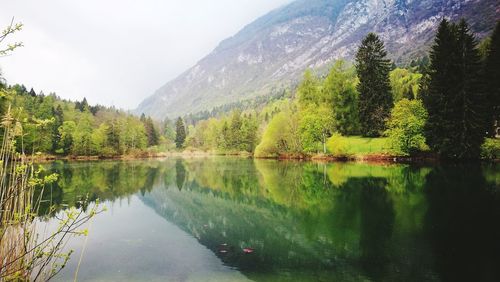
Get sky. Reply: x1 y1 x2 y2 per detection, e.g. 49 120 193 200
0 0 291 110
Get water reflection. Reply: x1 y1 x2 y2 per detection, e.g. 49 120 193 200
40 158 500 281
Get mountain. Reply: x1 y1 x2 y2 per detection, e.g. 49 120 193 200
137 0 500 119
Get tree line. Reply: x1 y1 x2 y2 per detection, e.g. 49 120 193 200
0 85 164 157
173 19 499 159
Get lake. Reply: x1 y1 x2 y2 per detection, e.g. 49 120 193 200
37 158 500 282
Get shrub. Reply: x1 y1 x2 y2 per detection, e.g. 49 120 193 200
481 138 500 160
385 99 428 155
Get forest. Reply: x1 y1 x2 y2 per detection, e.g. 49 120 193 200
0 19 499 160
0 84 165 157
172 19 500 160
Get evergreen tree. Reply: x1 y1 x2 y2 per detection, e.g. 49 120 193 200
75 97 89 112
29 88 36 97
175 117 186 149
423 19 489 159
355 33 393 137
144 117 159 146
483 21 500 137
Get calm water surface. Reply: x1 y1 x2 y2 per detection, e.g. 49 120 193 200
38 158 500 282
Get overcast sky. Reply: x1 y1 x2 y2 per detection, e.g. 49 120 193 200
0 0 291 109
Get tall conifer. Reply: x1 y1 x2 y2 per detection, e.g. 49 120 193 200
175 117 186 149
355 33 393 137
484 21 500 137
423 19 488 158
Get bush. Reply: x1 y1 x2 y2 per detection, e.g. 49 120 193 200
385 99 428 155
255 111 301 157
481 138 500 160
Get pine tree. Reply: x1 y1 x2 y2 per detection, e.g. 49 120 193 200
423 19 489 159
484 21 500 137
144 117 159 146
175 117 186 149
355 33 393 137
29 88 36 97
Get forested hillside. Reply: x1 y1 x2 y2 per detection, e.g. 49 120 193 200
0 83 164 157
173 19 500 160
137 0 500 119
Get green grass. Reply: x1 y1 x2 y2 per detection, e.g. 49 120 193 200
326 135 392 156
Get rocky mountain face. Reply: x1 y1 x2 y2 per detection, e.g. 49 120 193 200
137 0 500 119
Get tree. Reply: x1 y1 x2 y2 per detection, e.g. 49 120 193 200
422 19 489 159
52 105 64 153
227 110 243 149
355 33 393 137
72 110 94 155
175 117 186 149
255 106 301 157
58 121 76 154
239 114 258 152
299 105 334 154
386 99 428 155
483 21 500 137
92 123 109 155
104 118 122 154
322 60 360 135
144 117 159 146
297 70 321 106
121 116 147 152
389 68 422 102
162 118 176 141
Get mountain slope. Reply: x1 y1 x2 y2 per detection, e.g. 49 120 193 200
137 0 500 119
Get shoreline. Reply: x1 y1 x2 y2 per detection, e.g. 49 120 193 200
23 151 498 164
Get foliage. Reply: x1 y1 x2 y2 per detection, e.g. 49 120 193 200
481 138 500 160
0 85 159 156
322 60 360 135
483 21 500 136
254 105 301 157
0 18 23 57
142 115 160 147
385 99 428 155
175 117 186 149
297 69 321 105
389 68 422 102
299 105 334 153
185 110 259 153
422 19 490 159
355 33 393 137
0 109 102 280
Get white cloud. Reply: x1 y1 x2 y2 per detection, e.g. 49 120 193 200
0 0 291 109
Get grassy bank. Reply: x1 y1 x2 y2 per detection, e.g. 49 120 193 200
27 137 500 163
327 136 392 157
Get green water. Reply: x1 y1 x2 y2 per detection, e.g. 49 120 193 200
39 158 500 282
